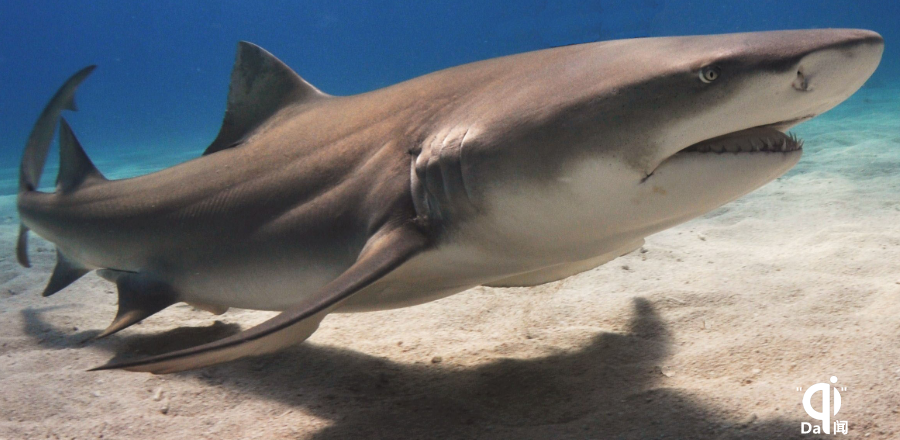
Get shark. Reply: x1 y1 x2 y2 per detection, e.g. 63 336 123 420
15 29 883 373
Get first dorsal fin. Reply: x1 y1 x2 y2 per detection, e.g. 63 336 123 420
203 42 330 156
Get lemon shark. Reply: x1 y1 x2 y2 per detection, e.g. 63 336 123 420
15 29 883 373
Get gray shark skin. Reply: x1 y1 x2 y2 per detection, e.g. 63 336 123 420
15 29 883 373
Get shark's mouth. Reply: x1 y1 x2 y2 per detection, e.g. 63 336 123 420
646 119 809 182
679 126 803 155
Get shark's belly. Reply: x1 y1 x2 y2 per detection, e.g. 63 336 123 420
335 244 499 312
335 236 642 313
164 182 658 313
170 244 486 313
172 255 350 311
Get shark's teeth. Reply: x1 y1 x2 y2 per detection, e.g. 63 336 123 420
680 127 803 155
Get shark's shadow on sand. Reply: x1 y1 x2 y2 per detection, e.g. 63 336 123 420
25 299 814 439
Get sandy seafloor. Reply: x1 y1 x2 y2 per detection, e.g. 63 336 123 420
0 86 898 440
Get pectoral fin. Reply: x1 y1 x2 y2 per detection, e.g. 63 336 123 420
91 225 429 374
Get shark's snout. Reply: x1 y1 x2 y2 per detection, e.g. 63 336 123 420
788 29 883 111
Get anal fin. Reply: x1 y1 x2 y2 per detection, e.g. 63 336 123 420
42 249 91 297
16 224 31 268
91 224 429 374
96 270 179 338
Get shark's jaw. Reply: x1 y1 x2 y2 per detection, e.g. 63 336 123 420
680 126 803 155
639 122 804 226
643 117 809 186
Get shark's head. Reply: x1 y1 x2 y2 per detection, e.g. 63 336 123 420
634 29 884 185
445 29 883 259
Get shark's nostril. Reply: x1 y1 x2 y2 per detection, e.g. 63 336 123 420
793 70 810 91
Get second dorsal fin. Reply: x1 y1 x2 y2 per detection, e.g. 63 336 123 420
57 118 106 193
203 42 330 156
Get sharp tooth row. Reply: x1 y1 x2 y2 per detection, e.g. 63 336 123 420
689 133 803 154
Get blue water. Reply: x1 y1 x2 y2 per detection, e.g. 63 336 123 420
0 0 897 194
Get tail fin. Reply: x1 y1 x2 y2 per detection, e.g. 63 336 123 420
18 65 95 193
16 65 96 268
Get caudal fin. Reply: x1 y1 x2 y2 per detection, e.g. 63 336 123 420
16 65 95 268
18 65 95 193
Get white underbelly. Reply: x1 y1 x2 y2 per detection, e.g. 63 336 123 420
174 256 350 311
336 234 643 313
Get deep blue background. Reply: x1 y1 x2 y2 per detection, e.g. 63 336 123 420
1 0 897 191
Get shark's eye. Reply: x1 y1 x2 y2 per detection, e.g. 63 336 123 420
700 65 721 83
